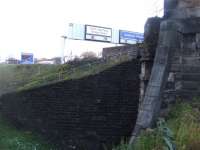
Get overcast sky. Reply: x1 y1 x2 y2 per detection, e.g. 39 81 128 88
0 0 163 61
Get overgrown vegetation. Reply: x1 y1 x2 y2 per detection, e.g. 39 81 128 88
113 99 200 150
0 57 130 92
20 58 132 90
0 115 55 150
0 64 59 94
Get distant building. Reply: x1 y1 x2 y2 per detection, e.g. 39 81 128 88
52 57 62 64
35 58 53 64
6 57 20 64
35 57 61 64
102 44 142 61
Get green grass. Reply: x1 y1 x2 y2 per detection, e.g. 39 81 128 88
0 58 131 92
0 64 59 94
0 115 55 150
113 98 200 150
166 99 200 150
19 58 129 90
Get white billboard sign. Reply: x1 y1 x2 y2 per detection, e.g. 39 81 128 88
85 25 112 42
67 23 85 40
112 29 119 44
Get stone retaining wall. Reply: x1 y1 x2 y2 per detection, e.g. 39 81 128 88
0 60 140 150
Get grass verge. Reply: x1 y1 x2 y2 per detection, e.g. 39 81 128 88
113 98 200 150
0 115 55 150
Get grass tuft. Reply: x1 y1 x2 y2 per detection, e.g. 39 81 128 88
0 115 55 150
113 98 200 150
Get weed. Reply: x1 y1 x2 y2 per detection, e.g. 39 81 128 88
113 99 200 150
0 115 55 150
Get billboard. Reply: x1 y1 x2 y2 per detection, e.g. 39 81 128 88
67 23 85 40
112 29 119 44
119 30 144 44
85 25 112 42
21 53 34 64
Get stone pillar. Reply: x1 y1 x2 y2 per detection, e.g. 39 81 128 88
164 0 200 19
130 0 200 144
139 59 153 104
139 17 161 104
164 0 178 18
130 20 182 144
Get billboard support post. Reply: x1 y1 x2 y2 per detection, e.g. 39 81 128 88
61 35 67 64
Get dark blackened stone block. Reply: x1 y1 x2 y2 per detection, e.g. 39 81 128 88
0 60 140 150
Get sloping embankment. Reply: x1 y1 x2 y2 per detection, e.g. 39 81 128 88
0 59 140 150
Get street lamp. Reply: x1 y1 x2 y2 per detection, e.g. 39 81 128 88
61 35 68 64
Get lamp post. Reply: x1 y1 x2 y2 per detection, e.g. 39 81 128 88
61 35 67 64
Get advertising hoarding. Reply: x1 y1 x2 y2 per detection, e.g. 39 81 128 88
85 25 112 42
119 30 144 44
21 53 34 64
112 29 119 44
67 23 85 40
66 23 144 44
